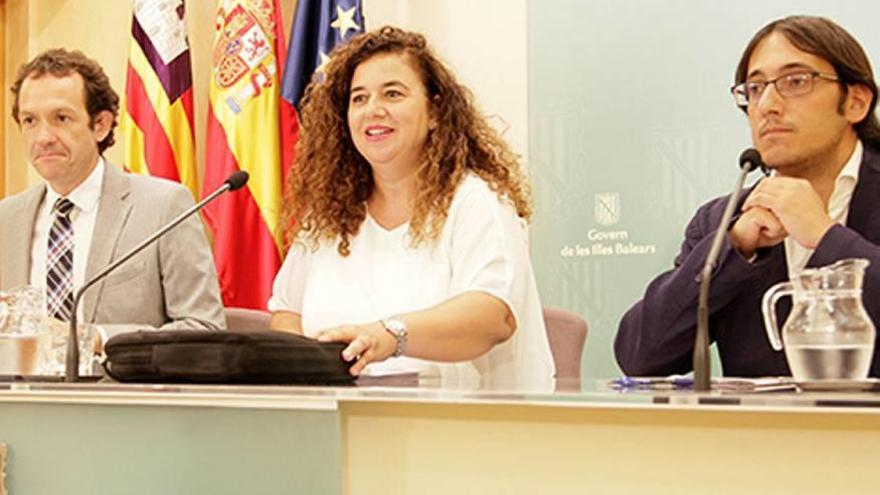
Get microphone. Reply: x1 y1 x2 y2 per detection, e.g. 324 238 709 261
225 170 249 191
739 148 762 173
693 149 763 391
64 170 250 382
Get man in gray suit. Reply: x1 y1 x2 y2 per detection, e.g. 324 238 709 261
0 48 224 339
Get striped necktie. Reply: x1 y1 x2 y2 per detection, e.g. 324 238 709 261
46 198 75 321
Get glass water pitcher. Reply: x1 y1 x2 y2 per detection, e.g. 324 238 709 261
762 258 876 381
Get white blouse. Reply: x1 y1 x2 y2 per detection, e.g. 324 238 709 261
268 174 554 389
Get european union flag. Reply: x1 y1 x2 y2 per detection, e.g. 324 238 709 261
281 0 364 110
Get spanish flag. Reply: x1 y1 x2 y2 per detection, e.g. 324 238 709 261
122 0 198 199
203 0 295 309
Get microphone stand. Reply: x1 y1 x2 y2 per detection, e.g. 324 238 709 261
65 176 245 382
693 155 759 391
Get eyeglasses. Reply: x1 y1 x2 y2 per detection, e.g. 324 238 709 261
731 71 840 108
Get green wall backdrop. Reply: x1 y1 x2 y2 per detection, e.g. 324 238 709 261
527 0 880 379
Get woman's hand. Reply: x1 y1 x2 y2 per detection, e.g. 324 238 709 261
313 293 514 375
316 322 398 376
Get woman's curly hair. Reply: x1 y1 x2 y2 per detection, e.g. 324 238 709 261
282 26 533 256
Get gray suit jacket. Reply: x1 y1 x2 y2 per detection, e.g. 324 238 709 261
0 164 225 333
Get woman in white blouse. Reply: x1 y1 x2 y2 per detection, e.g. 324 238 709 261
269 26 553 389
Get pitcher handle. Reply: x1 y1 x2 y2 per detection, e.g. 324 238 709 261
762 281 793 351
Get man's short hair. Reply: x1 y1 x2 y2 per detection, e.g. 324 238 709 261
734 16 880 147
10 48 120 154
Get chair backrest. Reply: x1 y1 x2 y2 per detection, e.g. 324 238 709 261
224 307 271 331
542 306 588 381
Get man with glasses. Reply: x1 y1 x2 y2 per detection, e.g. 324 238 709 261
615 16 880 377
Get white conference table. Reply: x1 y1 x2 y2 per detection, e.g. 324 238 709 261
0 376 878 494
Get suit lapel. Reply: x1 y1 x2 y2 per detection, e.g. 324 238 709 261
83 164 133 322
846 145 880 243
2 186 46 288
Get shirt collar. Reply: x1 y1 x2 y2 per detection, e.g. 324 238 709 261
836 139 862 185
46 157 105 214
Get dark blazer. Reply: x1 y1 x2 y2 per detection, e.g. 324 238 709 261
615 144 880 377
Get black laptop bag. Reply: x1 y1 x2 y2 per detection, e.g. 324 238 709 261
102 330 354 385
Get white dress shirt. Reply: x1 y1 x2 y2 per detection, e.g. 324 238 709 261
29 158 105 319
269 173 554 390
784 141 862 278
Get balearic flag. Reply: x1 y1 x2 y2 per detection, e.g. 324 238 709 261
123 0 198 199
281 0 364 111
203 0 295 309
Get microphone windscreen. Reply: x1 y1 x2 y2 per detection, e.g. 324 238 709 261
739 148 763 172
226 171 250 191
